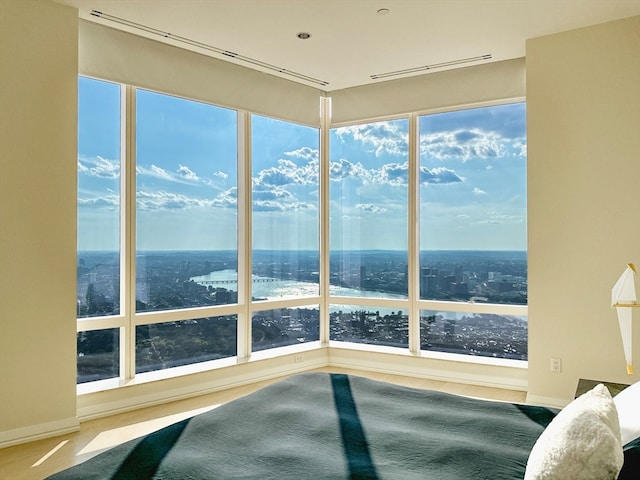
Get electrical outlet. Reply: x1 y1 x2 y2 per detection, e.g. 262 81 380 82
550 357 562 373
294 355 304 363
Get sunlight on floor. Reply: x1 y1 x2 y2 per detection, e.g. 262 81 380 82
76 404 220 457
32 440 69 467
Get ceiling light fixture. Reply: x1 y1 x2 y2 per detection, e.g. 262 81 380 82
377 8 391 15
296 32 311 40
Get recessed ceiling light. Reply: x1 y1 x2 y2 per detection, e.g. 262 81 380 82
377 8 390 15
296 32 311 40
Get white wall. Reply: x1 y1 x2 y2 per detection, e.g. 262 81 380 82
526 16 640 406
0 0 79 444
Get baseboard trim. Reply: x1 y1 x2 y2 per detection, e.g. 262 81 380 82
0 416 79 449
525 393 569 409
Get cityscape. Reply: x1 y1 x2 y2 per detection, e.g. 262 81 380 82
77 250 528 382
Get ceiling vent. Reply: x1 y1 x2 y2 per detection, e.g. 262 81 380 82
90 10 330 87
371 54 492 81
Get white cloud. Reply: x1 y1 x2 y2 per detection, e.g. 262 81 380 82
177 164 199 181
142 164 174 181
355 203 386 214
329 159 463 186
420 166 464 184
143 147 313 213
253 199 316 212
420 128 510 161
78 192 119 209
329 158 370 182
250 184 318 212
212 187 237 208
473 187 487 195
254 158 318 188
514 139 527 158
78 156 120 179
136 190 214 211
137 163 218 185
334 121 407 157
284 146 319 162
378 163 408 185
253 186 293 202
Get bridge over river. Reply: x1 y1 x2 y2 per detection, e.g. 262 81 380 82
195 277 280 285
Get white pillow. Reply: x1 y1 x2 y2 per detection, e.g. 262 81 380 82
524 384 623 480
613 381 640 446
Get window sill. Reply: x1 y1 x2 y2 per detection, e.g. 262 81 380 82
329 341 528 369
77 342 326 396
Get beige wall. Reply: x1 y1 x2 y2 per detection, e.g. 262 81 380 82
0 0 79 442
526 16 640 406
1 0 638 447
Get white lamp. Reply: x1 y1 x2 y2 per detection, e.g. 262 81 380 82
611 263 639 374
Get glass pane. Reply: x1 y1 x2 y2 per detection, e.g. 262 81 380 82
419 251 527 304
252 306 320 352
138 251 238 311
421 310 527 360
77 77 121 318
419 103 527 304
251 115 320 300
330 119 409 298
136 316 237 373
77 329 119 383
330 305 409 348
136 90 238 312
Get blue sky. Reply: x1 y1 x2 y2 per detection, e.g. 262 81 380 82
419 103 527 250
78 77 526 252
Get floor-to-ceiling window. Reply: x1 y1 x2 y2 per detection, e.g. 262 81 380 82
250 114 321 352
77 79 242 383
328 119 410 348
77 76 527 388
77 78 324 386
326 104 527 359
77 77 122 383
134 89 239 374
418 103 527 359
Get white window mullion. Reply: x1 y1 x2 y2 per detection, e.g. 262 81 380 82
121 84 137 381
408 113 421 355
236 111 252 361
319 97 331 345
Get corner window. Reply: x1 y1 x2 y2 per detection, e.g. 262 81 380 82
77 75 527 387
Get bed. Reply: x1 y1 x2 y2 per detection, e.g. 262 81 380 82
47 372 639 479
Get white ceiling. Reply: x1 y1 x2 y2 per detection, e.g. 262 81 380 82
54 0 640 91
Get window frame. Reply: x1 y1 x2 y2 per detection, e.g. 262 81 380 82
327 103 527 356
77 77 527 393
